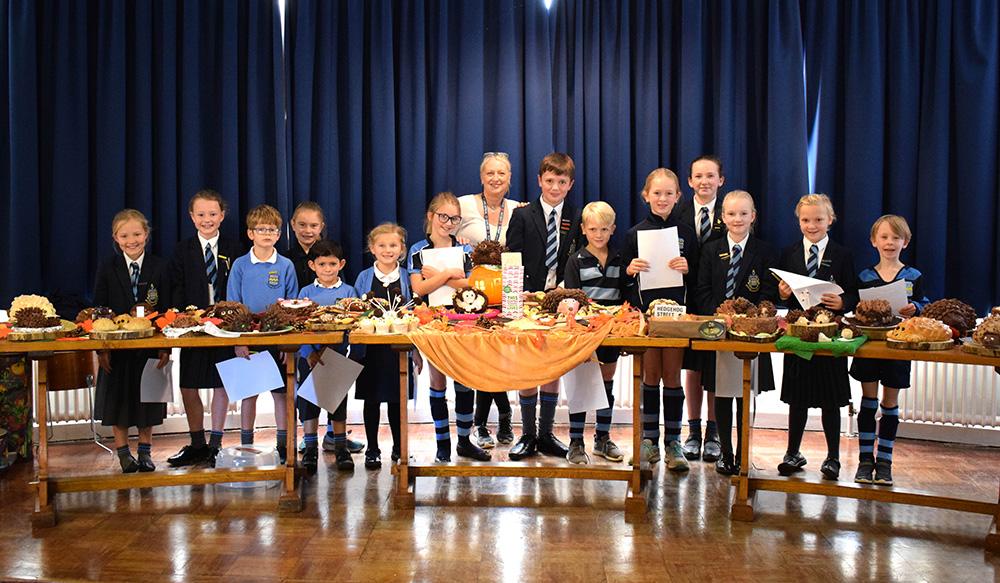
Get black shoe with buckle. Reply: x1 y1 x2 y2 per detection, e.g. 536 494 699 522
364 448 382 470
335 447 355 471
167 445 208 467
820 457 841 480
508 435 537 460
302 447 318 473
777 452 807 476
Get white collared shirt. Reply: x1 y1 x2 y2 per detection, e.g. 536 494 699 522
540 199 565 289
695 197 717 239
314 278 343 289
374 264 401 286
802 235 829 268
728 232 749 256
250 247 278 264
199 233 220 299
123 252 145 273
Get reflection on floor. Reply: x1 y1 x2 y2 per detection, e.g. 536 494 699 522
2 425 998 582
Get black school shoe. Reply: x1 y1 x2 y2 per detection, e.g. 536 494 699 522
456 439 491 461
206 446 221 468
335 447 355 471
166 445 208 467
702 428 722 463
537 433 570 458
364 448 382 470
777 452 807 476
507 435 537 460
682 432 702 460
854 459 876 484
301 448 318 473
820 457 841 480
120 454 140 474
716 454 740 476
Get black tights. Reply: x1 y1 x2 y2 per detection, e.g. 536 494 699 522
786 404 841 460
713 396 744 458
363 400 400 453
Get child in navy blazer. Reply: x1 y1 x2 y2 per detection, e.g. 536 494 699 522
93 209 171 473
776 194 859 481
695 190 777 475
167 190 245 468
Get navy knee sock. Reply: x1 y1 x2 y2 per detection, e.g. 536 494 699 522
519 393 538 437
662 386 685 444
858 396 878 462
539 392 558 435
429 386 451 454
595 381 614 439
454 383 474 442
877 405 899 462
642 383 661 442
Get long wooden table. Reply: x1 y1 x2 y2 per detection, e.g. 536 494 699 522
690 339 1000 553
0 331 345 528
349 332 687 516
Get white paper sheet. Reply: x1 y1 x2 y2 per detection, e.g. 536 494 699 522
858 279 909 315
298 350 364 412
636 227 683 290
769 268 845 308
215 351 285 401
561 359 609 414
203 321 241 338
419 246 466 306
714 351 757 398
140 358 173 403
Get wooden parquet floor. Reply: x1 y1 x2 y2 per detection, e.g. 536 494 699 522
1 425 999 582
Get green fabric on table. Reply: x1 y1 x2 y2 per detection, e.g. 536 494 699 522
774 334 868 360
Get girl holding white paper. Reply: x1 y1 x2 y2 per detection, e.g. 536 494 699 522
408 192 490 462
621 168 699 471
775 194 859 481
694 190 778 476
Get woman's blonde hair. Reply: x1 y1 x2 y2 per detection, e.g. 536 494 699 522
795 193 837 224
111 209 150 238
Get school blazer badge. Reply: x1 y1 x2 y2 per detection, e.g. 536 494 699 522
145 284 159 307
746 270 760 292
268 270 280 288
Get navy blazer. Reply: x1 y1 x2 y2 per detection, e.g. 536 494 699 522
170 235 245 309
777 240 859 314
506 197 585 292
94 252 172 314
676 197 727 245
695 236 779 315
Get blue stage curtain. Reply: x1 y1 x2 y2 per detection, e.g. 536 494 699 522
284 0 812 283
1 0 286 308
804 0 1000 311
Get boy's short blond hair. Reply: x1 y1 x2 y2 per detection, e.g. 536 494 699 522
367 222 407 249
795 193 837 224
189 189 227 212
871 214 912 243
538 153 575 180
111 209 150 238
582 201 616 227
246 204 283 229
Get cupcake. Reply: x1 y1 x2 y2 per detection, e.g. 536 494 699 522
391 318 409 334
357 318 375 334
374 318 391 335
405 315 420 332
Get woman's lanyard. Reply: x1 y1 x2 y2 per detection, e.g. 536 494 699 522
481 194 504 243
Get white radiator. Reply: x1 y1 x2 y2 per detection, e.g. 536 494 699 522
904 361 1000 428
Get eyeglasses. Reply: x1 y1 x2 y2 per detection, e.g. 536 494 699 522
435 213 462 225
253 227 280 235
483 152 509 160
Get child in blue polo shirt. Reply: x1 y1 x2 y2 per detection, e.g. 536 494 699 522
850 215 928 487
563 201 624 464
227 204 298 461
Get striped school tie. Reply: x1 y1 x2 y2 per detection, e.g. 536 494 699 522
206 243 220 302
699 207 710 244
130 261 140 302
725 244 741 299
545 209 558 271
806 244 819 278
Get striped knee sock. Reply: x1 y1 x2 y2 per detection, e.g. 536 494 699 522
429 387 451 452
662 386 685 443
877 405 899 462
858 397 879 462
642 383 661 442
303 432 318 451
595 381 614 439
241 429 254 445
454 383 474 440
539 392 559 435
519 393 538 436
208 430 224 449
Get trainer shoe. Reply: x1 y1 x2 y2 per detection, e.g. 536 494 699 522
592 434 624 462
473 425 496 449
496 414 515 444
322 433 365 453
665 440 690 472
854 459 875 484
873 459 893 486
567 440 590 465
628 439 660 465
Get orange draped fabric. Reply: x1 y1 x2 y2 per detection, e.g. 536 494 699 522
406 321 614 392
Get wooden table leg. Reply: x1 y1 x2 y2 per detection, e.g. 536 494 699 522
394 347 415 508
987 481 1000 554
730 352 757 522
625 349 647 516
30 354 56 528
278 348 303 512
